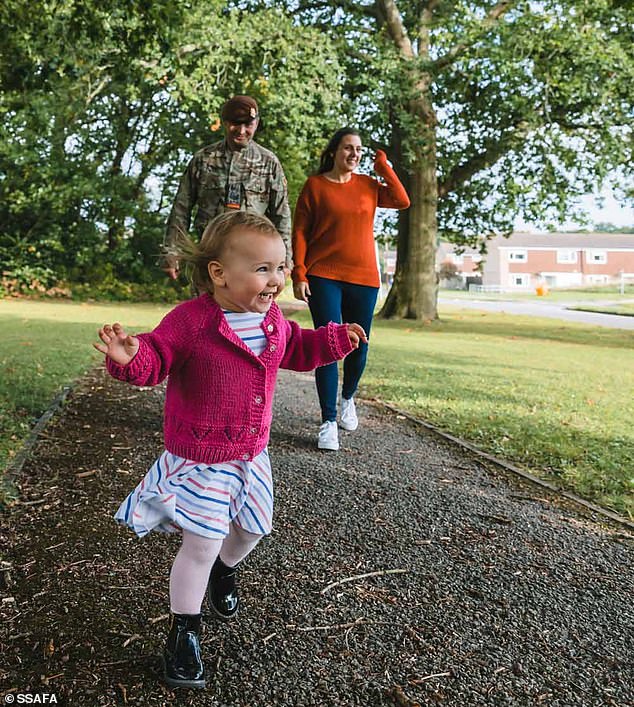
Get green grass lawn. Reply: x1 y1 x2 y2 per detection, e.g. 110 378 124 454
0 299 169 491
2 298 633 518
570 303 634 317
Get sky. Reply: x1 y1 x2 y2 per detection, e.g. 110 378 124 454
516 189 634 231
569 192 634 228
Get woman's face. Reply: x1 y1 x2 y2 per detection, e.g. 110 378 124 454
333 134 362 174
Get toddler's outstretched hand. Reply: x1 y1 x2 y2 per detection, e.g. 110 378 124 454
346 323 368 350
93 323 139 366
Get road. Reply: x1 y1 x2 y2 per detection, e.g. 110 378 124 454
439 296 634 330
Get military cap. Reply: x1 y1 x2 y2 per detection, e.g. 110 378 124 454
221 95 259 123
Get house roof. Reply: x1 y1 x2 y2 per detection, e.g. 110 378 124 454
488 231 634 250
439 232 634 253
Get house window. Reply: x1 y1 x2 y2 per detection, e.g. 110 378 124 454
508 250 528 262
509 273 530 287
557 249 577 264
586 250 607 264
451 253 464 265
587 274 609 284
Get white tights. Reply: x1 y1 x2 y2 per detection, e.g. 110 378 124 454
169 523 263 615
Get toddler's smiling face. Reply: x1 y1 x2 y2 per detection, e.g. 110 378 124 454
209 229 286 313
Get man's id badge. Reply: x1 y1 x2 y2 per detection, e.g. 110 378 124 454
226 182 241 209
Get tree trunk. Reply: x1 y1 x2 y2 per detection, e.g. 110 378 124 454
107 100 130 252
380 96 438 321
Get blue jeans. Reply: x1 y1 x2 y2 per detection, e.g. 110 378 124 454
307 275 379 422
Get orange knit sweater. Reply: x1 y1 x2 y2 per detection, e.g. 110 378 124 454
291 154 410 287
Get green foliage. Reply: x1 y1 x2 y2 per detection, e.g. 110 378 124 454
0 263 59 298
161 6 344 203
67 271 187 303
0 0 343 288
442 0 634 244
285 0 633 243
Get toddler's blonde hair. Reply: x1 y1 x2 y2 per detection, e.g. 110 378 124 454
167 211 281 293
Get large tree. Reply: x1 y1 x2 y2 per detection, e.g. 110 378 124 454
279 0 634 320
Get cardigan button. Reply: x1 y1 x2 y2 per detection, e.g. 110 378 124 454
242 453 250 461
254 395 262 404
249 427 257 434
267 324 274 332
269 344 276 352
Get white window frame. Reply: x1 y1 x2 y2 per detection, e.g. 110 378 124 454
586 249 607 264
508 249 528 262
509 273 530 287
557 249 577 264
587 274 609 284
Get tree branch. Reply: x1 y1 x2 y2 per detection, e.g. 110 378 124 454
557 120 621 131
438 121 531 197
376 0 415 58
342 43 376 64
85 68 113 106
431 1 516 73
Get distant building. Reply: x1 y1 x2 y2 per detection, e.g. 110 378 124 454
436 242 483 289
437 232 634 291
377 245 397 288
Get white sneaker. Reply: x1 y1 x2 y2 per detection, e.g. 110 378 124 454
339 397 358 431
317 421 339 451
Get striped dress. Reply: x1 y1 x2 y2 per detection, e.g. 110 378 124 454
114 311 273 539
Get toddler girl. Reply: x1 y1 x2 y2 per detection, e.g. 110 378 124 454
94 211 366 689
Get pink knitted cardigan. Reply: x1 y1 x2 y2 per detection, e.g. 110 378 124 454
106 294 354 464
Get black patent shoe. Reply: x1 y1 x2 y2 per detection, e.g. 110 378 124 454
163 613 206 689
207 557 239 620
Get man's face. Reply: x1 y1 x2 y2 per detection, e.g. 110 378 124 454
224 118 259 150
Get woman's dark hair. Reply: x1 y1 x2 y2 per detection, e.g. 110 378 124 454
317 127 361 174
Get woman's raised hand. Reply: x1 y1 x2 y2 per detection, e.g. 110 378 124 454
293 280 311 303
374 149 389 171
93 323 139 366
346 323 368 349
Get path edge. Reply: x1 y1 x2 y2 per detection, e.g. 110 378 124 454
369 397 634 534
1 384 74 506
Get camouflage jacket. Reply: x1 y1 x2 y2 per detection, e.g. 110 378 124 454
164 139 292 259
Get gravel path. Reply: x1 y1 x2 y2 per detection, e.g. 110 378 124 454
1 366 633 707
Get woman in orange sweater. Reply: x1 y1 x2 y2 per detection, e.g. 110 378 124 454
292 128 410 451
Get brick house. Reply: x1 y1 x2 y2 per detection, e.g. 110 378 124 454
437 232 634 291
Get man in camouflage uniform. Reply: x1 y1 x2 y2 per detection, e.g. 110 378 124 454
163 95 292 278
